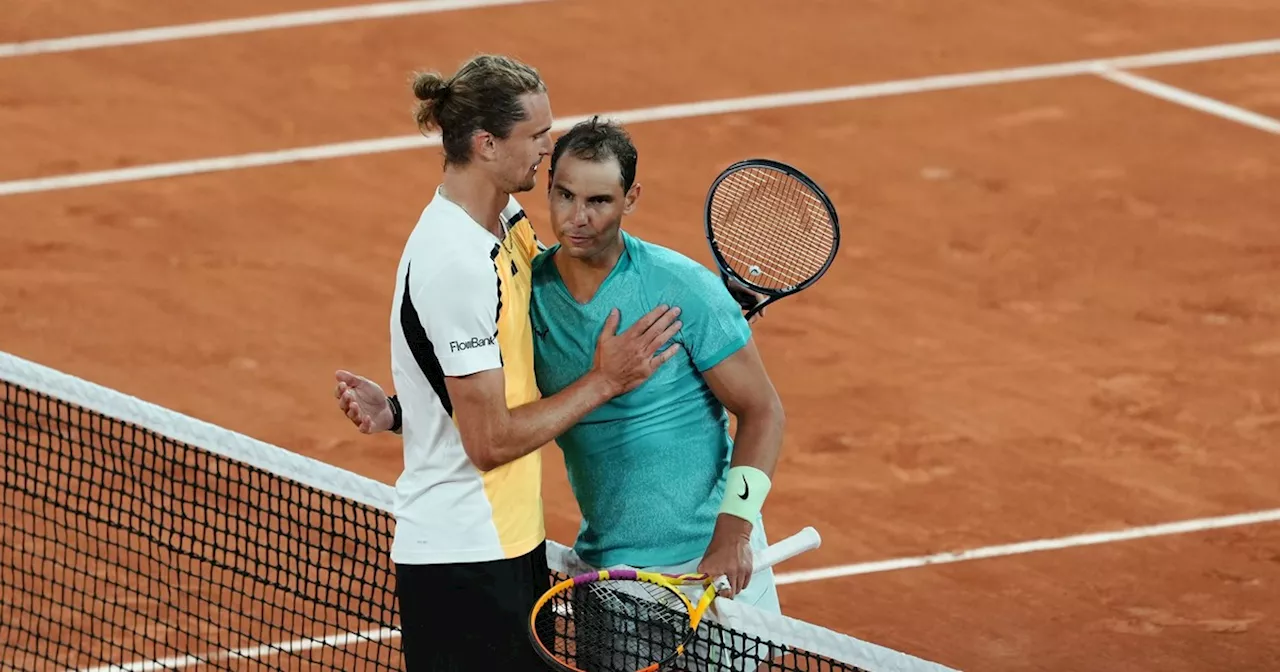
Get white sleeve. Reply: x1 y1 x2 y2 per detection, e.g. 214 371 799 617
409 255 503 377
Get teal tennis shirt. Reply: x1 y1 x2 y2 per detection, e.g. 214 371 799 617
529 231 754 569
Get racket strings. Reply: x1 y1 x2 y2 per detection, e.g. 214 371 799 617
708 239 794 287
709 166 836 292
749 170 837 265
718 176 833 286
537 580 694 672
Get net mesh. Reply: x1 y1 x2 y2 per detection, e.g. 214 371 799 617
0 353 954 672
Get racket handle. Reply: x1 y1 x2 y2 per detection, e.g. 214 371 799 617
721 272 762 313
753 526 821 574
711 526 821 593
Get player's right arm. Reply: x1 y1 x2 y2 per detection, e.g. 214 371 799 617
445 305 682 471
337 256 682 470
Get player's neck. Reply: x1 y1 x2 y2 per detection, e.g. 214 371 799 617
439 165 508 239
554 237 624 304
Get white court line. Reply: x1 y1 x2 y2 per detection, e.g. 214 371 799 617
0 0 547 58
774 507 1280 585
2 37 1278 198
78 627 396 672
1095 67 1280 134
78 507 1280 671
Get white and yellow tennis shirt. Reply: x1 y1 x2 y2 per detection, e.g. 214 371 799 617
387 187 544 565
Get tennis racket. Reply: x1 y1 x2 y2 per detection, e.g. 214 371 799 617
527 526 822 672
704 159 841 321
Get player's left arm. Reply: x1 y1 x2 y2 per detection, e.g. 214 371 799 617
673 262 785 596
703 338 785 488
696 338 785 596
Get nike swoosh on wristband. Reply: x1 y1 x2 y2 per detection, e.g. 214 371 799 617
738 475 749 500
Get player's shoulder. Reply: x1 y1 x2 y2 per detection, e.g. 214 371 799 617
625 233 739 316
625 232 719 286
527 245 565 302
529 244 556 274
401 194 499 284
409 192 486 242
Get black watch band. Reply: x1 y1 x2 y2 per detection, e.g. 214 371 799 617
388 395 403 432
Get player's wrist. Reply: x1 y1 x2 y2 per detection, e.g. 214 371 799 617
719 465 771 524
583 369 622 400
713 512 754 539
387 395 402 433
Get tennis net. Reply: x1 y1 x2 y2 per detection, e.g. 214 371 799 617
0 352 955 672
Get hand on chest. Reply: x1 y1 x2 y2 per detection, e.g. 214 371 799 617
531 299 691 403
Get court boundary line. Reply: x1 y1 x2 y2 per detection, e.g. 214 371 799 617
77 628 395 672
1094 67 1280 134
774 507 1280 585
1 37 1279 197
0 0 549 58
70 506 1280 671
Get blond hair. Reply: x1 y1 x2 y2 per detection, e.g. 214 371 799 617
411 54 546 165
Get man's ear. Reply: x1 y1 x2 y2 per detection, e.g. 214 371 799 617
472 130 497 162
623 182 642 215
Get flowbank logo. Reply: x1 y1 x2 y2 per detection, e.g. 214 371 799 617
449 336 496 352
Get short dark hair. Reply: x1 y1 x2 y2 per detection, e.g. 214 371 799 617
411 54 546 166
549 117 638 192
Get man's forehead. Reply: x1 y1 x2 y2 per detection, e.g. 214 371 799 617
553 155 623 189
518 92 552 126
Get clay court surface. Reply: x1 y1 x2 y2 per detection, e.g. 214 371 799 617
2 0 1280 669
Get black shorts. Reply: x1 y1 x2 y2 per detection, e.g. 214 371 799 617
395 542 552 672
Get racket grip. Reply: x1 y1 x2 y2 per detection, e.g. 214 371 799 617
753 526 821 573
711 526 822 593
721 273 761 312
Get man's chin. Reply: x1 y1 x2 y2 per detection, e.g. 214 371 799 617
568 243 609 260
514 175 538 192
555 242 588 258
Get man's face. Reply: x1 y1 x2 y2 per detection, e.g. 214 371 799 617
492 92 553 193
547 154 639 261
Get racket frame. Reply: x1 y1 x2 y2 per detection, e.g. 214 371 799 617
527 527 822 672
702 158 841 321
527 568 709 672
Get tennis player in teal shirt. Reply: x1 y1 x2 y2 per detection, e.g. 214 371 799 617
334 117 787 612
527 117 787 612
530 229 755 569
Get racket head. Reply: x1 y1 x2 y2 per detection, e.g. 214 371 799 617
528 569 711 672
703 158 841 300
